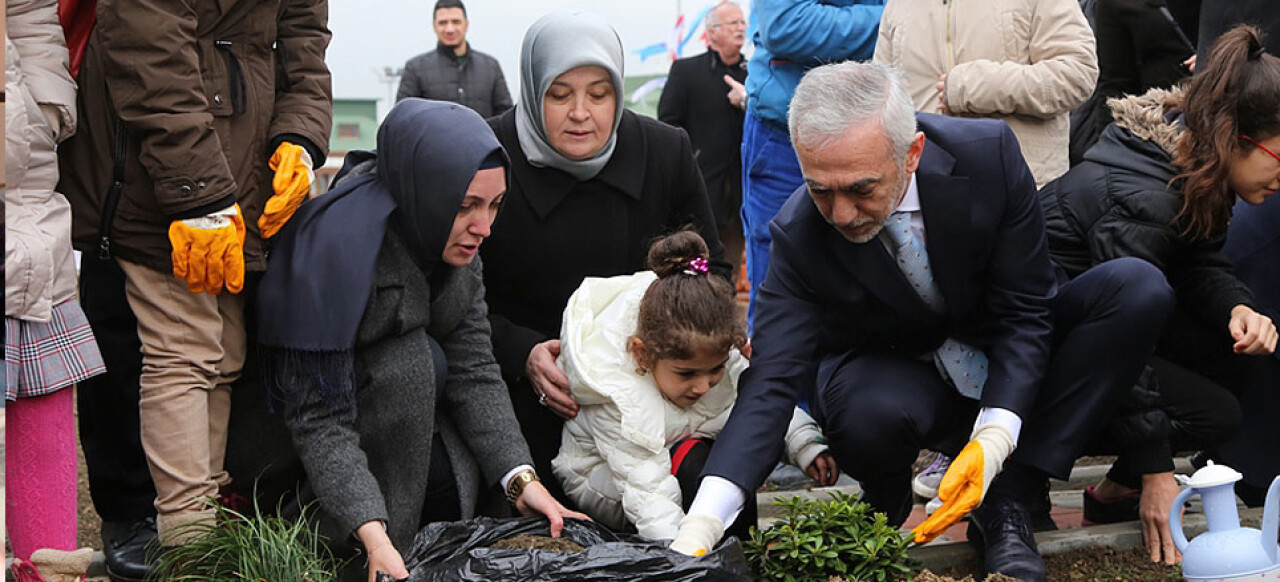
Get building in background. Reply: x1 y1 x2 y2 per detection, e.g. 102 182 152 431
316 98 379 191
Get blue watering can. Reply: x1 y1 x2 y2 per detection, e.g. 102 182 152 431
1170 462 1280 581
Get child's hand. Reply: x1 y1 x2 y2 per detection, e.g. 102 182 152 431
805 452 839 487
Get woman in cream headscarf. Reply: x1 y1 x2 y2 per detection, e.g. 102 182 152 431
481 10 727 502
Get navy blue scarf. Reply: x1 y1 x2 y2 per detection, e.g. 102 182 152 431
257 99 507 411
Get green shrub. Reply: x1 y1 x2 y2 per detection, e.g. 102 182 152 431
149 498 344 582
742 491 915 582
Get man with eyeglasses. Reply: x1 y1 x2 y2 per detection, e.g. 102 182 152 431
659 2 750 281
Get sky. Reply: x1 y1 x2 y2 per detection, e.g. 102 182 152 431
327 0 747 113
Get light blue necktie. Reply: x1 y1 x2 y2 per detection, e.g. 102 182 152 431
885 212 988 399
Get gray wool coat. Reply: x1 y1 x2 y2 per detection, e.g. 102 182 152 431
283 225 532 580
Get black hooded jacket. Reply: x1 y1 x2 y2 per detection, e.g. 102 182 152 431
1041 88 1256 331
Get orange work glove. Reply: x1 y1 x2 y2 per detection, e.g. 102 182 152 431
169 204 246 295
912 423 1015 544
259 141 315 239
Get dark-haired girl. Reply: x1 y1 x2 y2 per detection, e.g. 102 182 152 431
551 231 836 543
1040 24 1280 565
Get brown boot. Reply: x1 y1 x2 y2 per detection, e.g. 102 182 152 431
29 548 94 582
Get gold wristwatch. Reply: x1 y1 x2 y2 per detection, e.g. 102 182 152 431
505 469 540 504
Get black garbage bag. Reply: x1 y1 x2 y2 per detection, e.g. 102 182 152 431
402 516 751 581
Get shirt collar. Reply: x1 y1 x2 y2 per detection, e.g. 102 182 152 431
896 172 921 214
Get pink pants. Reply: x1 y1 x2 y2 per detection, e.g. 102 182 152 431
5 388 78 560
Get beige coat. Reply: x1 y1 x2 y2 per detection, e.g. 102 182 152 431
873 0 1097 187
5 0 79 321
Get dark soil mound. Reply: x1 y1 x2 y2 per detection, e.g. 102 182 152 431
489 533 585 553
933 545 1182 582
910 571 1021 582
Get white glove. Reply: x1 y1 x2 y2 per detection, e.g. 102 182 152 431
969 422 1017 501
670 513 725 556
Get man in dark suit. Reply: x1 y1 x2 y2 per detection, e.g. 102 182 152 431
671 62 1174 582
658 1 749 279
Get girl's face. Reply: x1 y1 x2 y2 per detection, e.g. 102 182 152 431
1229 134 1280 205
442 167 505 267
632 340 729 408
542 65 616 161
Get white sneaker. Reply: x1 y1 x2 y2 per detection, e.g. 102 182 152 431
912 451 952 499
925 496 944 516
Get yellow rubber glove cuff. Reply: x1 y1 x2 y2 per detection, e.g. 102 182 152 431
169 204 246 295
911 423 1015 544
259 141 315 239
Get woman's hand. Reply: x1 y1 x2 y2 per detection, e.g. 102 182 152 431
526 340 578 419
356 521 409 582
1228 305 1277 355
1140 472 1183 565
805 452 839 487
514 480 591 538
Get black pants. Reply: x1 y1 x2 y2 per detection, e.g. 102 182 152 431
671 438 758 540
506 375 572 504
1102 357 1245 489
812 258 1174 525
76 255 156 522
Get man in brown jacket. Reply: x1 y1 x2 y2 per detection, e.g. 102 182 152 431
57 0 332 566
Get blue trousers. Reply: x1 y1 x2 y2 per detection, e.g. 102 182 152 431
741 114 803 334
811 258 1175 524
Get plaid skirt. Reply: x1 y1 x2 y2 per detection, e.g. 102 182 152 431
5 299 105 400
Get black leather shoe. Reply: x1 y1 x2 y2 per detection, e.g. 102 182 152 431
967 496 1047 582
1026 478 1059 532
101 516 158 582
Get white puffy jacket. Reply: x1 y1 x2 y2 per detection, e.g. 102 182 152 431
552 272 828 541
5 0 79 322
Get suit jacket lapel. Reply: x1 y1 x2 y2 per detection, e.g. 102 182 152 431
826 226 936 324
916 141 976 326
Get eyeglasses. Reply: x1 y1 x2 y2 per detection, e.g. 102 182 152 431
708 19 746 28
1238 134 1280 163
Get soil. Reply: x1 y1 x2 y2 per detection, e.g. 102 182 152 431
934 546 1182 582
489 533 585 553
910 572 1021 582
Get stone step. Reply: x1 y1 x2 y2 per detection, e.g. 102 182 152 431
756 457 1197 520
1049 457 1194 492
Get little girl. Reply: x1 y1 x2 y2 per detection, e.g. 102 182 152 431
552 231 837 542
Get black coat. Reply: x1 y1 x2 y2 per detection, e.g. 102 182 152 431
1041 120 1255 330
396 44 513 118
1197 0 1280 64
1092 0 1195 133
1218 197 1280 490
481 108 726 386
658 50 748 229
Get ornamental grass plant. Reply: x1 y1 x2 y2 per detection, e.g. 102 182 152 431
743 491 916 582
148 497 343 582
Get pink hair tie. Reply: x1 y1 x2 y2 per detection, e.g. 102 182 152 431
682 257 709 276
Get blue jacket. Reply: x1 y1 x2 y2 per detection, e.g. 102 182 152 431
746 0 886 128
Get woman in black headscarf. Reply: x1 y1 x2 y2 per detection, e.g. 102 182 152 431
481 11 727 499
257 99 584 582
